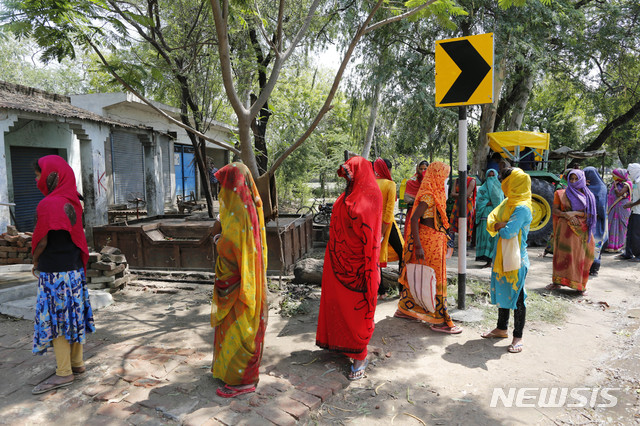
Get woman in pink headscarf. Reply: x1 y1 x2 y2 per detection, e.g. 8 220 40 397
605 168 632 252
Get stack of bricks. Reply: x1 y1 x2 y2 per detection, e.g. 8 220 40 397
0 226 33 265
86 246 132 293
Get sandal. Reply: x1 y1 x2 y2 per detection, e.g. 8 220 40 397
348 359 369 381
72 366 86 375
545 283 560 291
216 384 256 398
393 310 416 321
430 324 463 334
481 330 508 339
507 343 524 353
31 377 74 395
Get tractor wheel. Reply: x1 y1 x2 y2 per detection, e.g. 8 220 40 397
528 178 554 247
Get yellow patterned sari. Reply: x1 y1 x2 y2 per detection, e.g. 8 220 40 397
211 163 268 386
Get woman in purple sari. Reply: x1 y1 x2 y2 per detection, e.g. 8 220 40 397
605 168 632 252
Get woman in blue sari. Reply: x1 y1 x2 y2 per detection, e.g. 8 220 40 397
475 169 504 267
584 167 607 276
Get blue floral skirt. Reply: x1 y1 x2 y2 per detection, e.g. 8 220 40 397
33 269 95 355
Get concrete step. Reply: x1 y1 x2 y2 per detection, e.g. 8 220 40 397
0 290 114 320
0 281 37 304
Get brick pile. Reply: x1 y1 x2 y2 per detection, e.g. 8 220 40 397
86 246 132 293
0 225 33 265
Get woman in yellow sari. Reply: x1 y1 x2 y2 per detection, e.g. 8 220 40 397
211 163 268 398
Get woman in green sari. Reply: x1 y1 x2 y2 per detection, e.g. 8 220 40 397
475 169 504 267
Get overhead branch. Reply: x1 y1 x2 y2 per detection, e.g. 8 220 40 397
209 0 248 116
86 37 240 154
364 0 436 34
579 98 640 153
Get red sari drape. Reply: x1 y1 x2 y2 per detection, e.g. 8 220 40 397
316 156 382 360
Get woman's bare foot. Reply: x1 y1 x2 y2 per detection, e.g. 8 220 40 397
481 328 508 339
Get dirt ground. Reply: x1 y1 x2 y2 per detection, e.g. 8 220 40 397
0 246 639 425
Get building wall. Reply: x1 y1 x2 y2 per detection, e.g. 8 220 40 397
4 120 81 202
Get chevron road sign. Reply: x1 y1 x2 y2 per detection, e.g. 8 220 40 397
435 33 494 107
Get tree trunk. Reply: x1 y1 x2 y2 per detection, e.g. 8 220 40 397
506 69 534 131
361 83 381 159
472 58 507 177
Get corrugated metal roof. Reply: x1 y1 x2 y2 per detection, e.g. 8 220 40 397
0 81 142 129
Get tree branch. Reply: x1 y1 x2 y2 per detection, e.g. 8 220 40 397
86 37 240 154
364 0 437 34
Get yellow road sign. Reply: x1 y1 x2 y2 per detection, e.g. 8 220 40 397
435 33 494 107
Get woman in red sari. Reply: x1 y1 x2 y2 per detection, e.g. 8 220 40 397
316 156 382 381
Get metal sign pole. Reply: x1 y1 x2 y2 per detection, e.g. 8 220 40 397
457 106 467 310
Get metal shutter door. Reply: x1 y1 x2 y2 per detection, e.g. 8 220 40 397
111 131 144 205
10 146 60 232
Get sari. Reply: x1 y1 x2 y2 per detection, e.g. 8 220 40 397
605 168 632 252
475 169 504 262
487 168 532 309
316 156 382 361
211 163 268 386
552 170 595 291
584 167 608 273
374 159 404 266
450 176 477 243
397 162 455 327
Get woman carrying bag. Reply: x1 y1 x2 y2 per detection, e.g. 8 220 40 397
481 168 533 354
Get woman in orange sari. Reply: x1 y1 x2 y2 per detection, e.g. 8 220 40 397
211 163 268 398
396 162 462 334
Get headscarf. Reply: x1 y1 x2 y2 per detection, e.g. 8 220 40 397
331 156 383 292
584 167 607 238
628 163 640 183
32 155 89 268
566 169 597 240
404 161 428 199
487 168 532 285
608 168 632 209
484 168 504 207
413 161 451 230
373 158 393 181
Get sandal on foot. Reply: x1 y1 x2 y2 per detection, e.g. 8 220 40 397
72 366 86 375
393 311 416 321
216 384 256 398
31 377 74 395
545 283 560 290
348 359 369 381
430 324 463 334
481 330 508 339
507 343 524 353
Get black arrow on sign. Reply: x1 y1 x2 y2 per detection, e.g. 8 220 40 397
439 39 491 104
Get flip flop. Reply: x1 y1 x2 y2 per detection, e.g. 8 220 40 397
481 330 508 339
348 359 369 381
31 378 74 395
72 366 86 375
216 384 256 398
545 283 560 290
430 324 463 334
508 343 524 353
